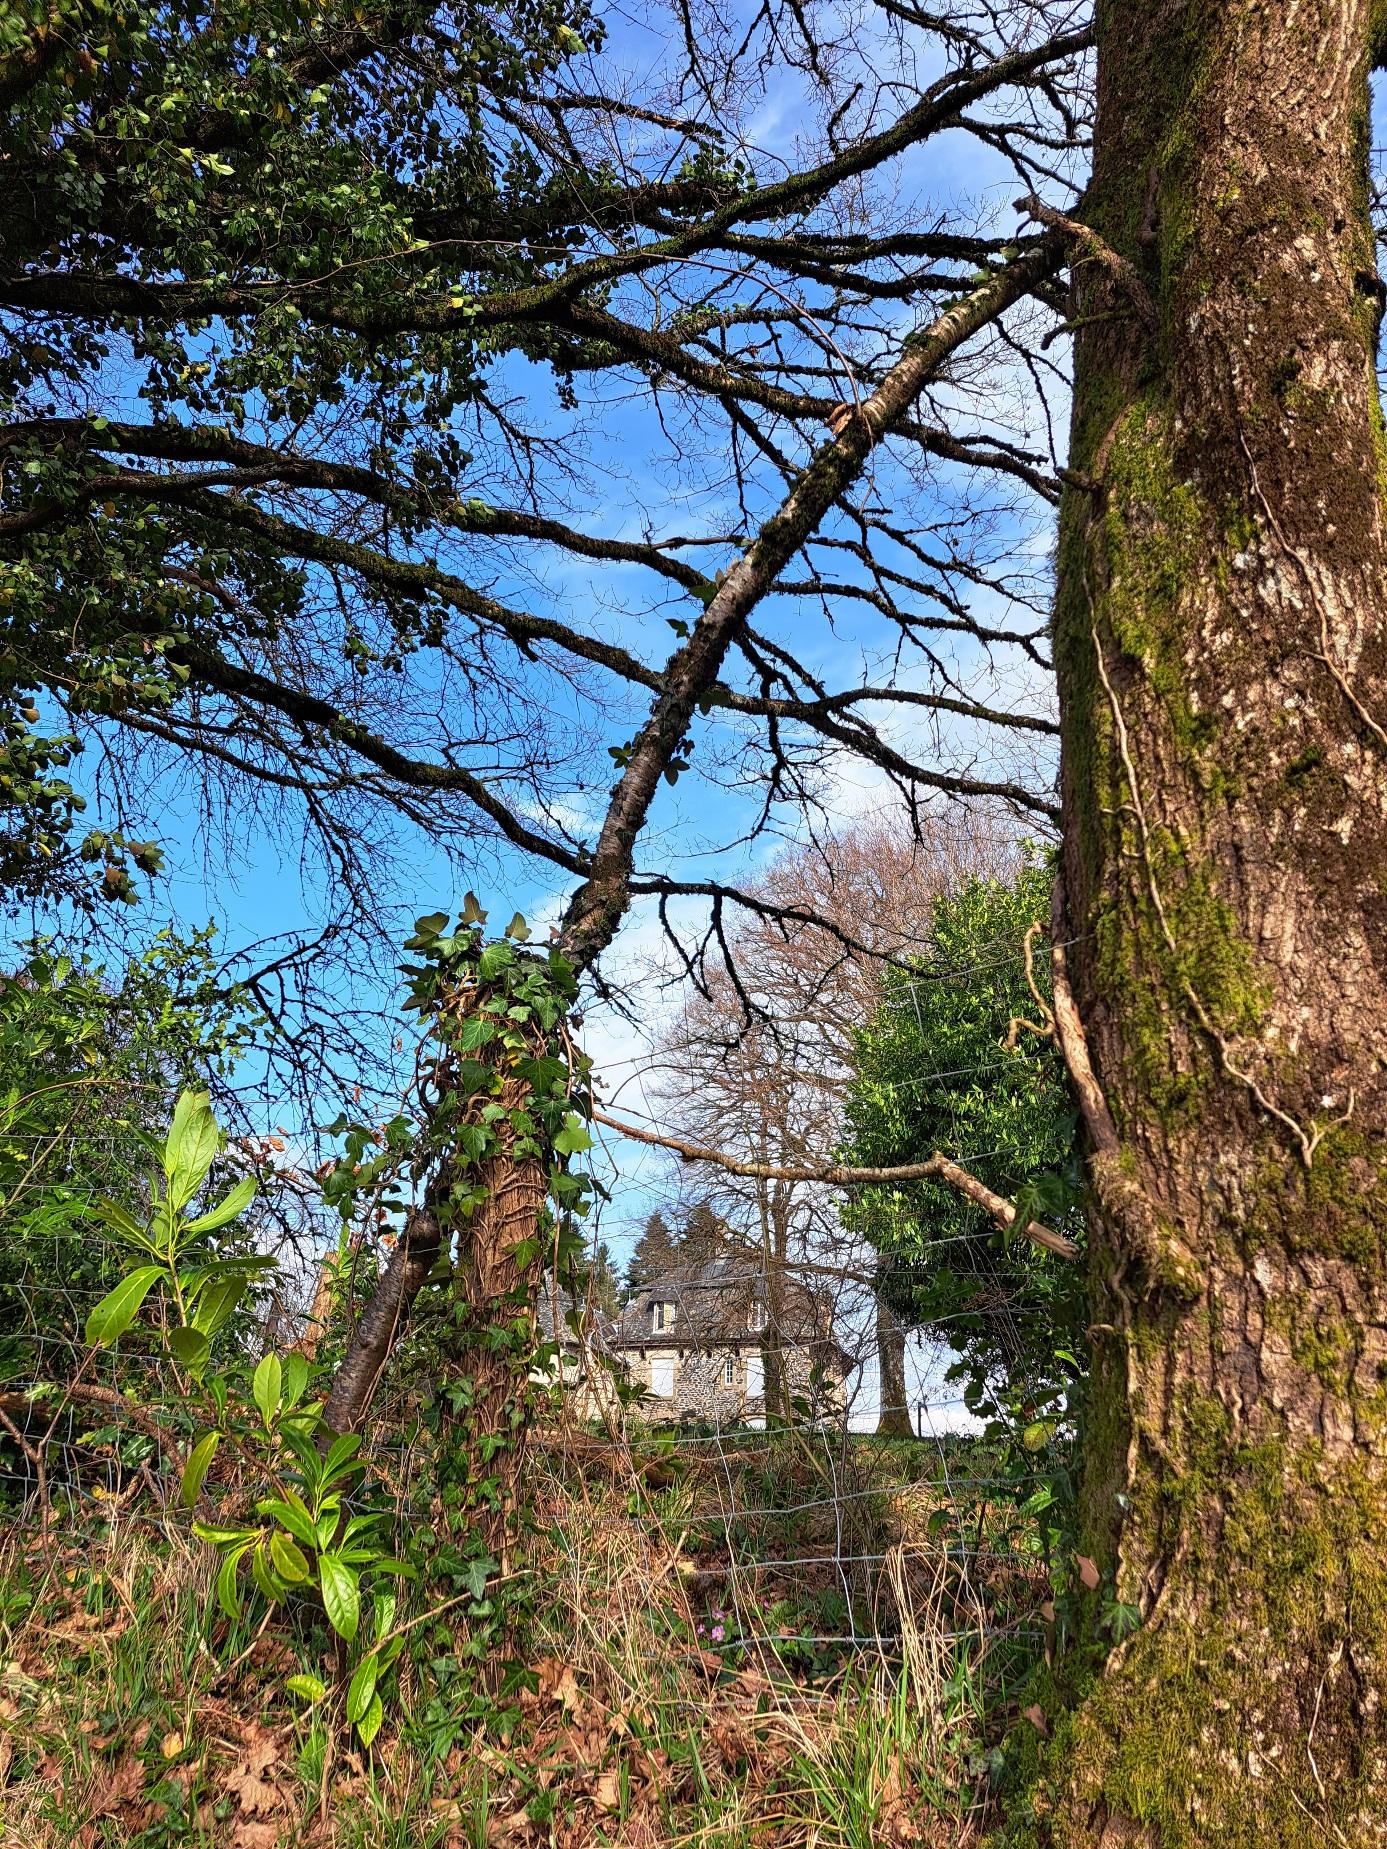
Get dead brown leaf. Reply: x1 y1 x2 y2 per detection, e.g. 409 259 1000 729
222 1723 287 1819
230 1821 284 1849
90 1753 145 1816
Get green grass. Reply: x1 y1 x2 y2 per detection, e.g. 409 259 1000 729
0 1434 1030 1846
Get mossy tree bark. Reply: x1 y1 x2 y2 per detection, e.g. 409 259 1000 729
1047 2 1387 1842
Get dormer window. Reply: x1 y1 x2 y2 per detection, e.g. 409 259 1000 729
652 1300 675 1333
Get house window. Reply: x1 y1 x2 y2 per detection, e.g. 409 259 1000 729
745 1354 765 1399
652 1300 675 1333
722 1357 735 1388
650 1355 676 1398
748 1300 767 1333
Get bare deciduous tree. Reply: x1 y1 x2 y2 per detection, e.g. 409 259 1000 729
637 815 1009 1426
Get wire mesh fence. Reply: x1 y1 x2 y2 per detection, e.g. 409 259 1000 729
0 914 1080 1846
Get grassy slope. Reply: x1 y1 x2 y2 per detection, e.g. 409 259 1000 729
0 1434 1043 1847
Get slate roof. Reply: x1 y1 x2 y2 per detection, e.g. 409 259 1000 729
537 1253 848 1379
536 1285 618 1346
612 1252 840 1361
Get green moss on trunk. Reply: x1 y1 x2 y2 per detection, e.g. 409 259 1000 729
1043 0 1387 1841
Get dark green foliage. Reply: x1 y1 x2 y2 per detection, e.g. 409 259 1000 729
840 863 1085 1403
624 1202 734 1298
625 1213 675 1298
587 1239 620 1315
0 0 622 902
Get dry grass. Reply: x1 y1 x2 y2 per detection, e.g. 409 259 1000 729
0 1438 1008 1848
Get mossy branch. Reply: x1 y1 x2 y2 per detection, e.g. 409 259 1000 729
1017 193 1157 332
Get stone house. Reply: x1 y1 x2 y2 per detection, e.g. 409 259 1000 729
610 1252 848 1425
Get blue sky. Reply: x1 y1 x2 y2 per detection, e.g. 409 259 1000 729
9 2 1111 1424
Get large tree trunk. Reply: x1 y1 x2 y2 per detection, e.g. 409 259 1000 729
1047 3 1387 1842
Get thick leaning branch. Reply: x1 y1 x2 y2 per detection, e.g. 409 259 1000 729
555 234 1064 975
320 1209 442 1437
321 237 1065 1430
590 1107 1080 1261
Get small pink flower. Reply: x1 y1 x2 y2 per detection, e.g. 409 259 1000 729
711 1625 725 1642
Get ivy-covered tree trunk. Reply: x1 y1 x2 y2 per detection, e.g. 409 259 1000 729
1046 3 1387 1842
439 1076 551 1579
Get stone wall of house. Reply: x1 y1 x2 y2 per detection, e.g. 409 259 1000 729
624 1341 837 1423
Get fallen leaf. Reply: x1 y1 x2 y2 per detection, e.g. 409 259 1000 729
161 1730 184 1760
593 1769 620 1813
222 1724 286 1818
89 1754 146 1818
231 1822 283 1849
1075 1553 1101 1590
1024 1704 1050 1737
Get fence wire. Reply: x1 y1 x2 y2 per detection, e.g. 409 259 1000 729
0 921 1075 1765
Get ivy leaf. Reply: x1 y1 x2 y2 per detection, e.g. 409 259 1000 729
504 911 531 942
477 941 514 981
552 1113 592 1158
464 1554 496 1600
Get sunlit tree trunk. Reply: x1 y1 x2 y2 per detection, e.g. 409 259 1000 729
875 1298 913 1437
1047 2 1387 1840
